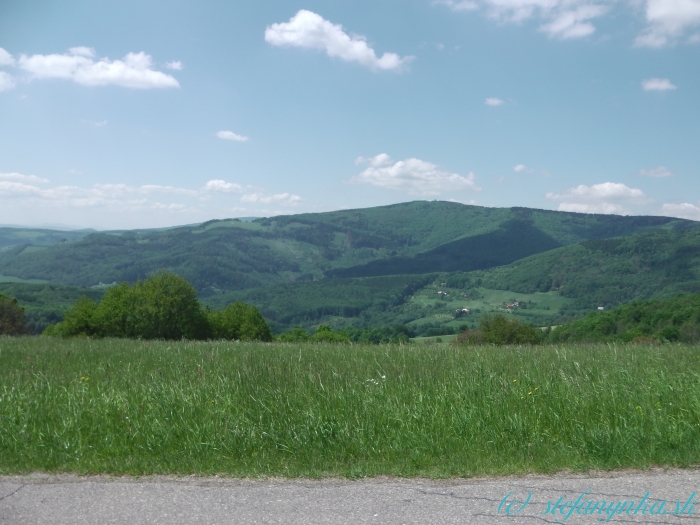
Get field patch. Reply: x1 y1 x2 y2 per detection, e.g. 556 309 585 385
1 338 699 477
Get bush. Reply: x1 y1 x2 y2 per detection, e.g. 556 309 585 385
208 302 273 341
0 293 29 336
454 314 540 346
45 272 271 341
310 325 350 343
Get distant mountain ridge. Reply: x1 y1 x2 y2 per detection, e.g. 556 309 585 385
0 201 692 292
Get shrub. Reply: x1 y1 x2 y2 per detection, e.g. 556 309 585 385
455 314 540 346
208 302 272 341
45 272 270 341
310 325 350 343
0 293 29 336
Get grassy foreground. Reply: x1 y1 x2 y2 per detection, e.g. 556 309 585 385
1 337 700 477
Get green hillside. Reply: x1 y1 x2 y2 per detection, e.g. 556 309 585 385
0 283 103 334
208 224 700 334
546 294 700 343
0 227 95 250
0 201 691 292
459 226 700 317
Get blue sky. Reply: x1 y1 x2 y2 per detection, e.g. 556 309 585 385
0 0 698 229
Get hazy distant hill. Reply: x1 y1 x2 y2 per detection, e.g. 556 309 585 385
201 224 700 333
0 201 692 292
467 226 700 315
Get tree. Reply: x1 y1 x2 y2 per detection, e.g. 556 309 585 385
125 271 207 340
45 296 98 337
0 293 29 336
310 325 350 343
208 302 272 341
454 314 540 346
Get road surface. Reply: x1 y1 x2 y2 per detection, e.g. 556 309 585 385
1 469 699 524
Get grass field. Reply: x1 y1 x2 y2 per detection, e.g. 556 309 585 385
1 337 699 478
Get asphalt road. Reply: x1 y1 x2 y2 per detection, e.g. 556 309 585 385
1 469 699 524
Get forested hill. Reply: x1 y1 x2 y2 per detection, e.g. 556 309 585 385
461 226 700 315
0 201 693 292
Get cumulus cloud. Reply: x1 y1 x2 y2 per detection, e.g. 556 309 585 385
546 182 649 214
216 130 249 142
436 0 608 39
241 192 302 206
539 4 608 39
0 176 302 215
0 48 15 66
0 172 49 184
435 0 700 45
637 166 674 177
165 61 183 70
485 97 504 106
203 180 247 193
635 0 700 47
0 174 304 228
0 72 16 92
558 202 630 214
658 202 700 220
642 78 677 91
434 0 479 10
513 164 527 172
16 48 180 89
547 182 647 200
265 10 413 71
349 154 480 196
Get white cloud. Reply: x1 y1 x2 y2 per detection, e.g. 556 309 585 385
642 77 677 91
203 180 247 193
216 130 249 142
0 172 49 184
0 48 15 66
165 61 183 70
437 0 608 38
0 72 16 92
438 0 700 46
241 192 302 206
0 175 303 229
658 202 700 220
547 182 647 200
546 182 649 215
434 0 479 10
539 4 608 39
265 10 413 71
513 164 527 172
68 47 95 58
637 166 674 177
485 97 504 106
557 202 629 214
17 48 180 89
635 0 700 47
349 154 481 196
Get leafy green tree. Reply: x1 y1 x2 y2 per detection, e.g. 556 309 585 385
454 314 540 346
276 326 311 342
126 271 208 340
0 293 29 336
208 302 272 341
479 314 541 345
44 296 98 337
310 325 350 343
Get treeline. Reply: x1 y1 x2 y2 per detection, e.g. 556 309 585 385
43 271 272 341
276 324 416 344
0 293 28 336
545 293 700 344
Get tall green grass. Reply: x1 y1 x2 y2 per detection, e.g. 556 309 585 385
1 337 699 477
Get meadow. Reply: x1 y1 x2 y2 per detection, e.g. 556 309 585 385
1 337 699 478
